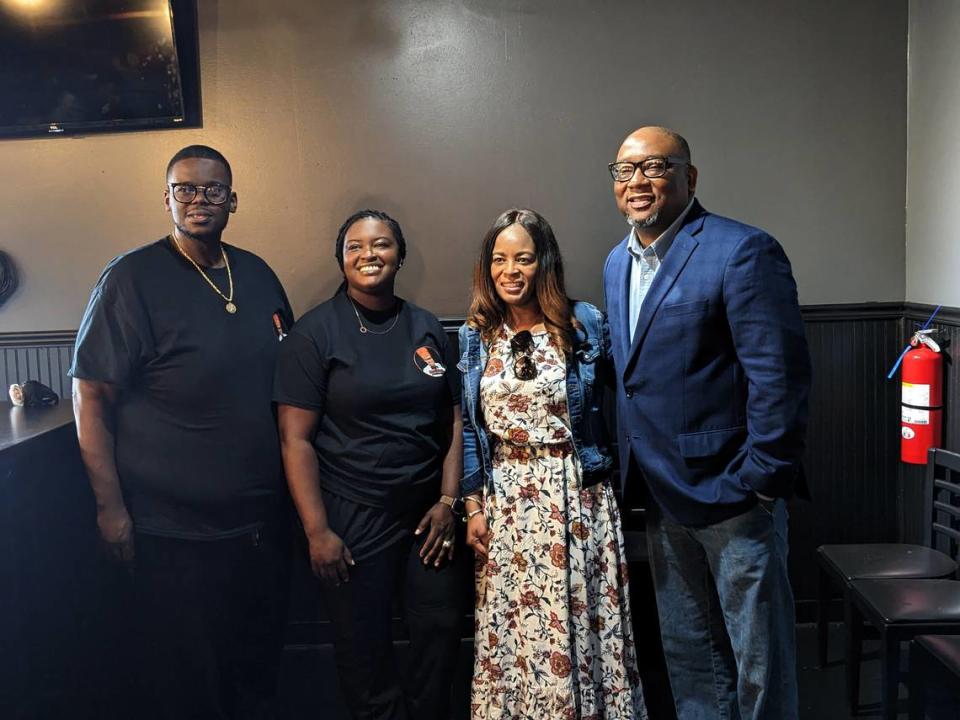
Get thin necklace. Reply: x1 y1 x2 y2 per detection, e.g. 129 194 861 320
505 312 545 334
170 234 236 314
348 295 400 335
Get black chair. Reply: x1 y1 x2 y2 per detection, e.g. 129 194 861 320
817 458 958 668
846 448 960 720
909 634 960 720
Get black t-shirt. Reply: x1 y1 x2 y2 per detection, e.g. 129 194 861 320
70 238 293 539
273 291 459 516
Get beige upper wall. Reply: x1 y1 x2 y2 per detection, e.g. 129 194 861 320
0 0 908 332
907 0 960 307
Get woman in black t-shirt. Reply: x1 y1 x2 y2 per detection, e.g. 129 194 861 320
274 210 468 720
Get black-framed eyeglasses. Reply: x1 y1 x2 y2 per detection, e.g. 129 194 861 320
510 330 538 381
607 156 687 183
168 182 232 205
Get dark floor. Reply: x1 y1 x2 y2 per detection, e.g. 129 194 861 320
797 622 886 720
276 622 960 719
796 624 959 720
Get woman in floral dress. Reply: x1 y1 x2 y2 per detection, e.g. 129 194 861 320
459 208 646 719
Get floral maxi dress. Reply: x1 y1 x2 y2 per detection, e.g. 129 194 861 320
471 327 647 720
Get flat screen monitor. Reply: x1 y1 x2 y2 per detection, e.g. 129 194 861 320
0 0 201 139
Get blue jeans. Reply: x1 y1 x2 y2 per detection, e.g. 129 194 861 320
646 500 798 720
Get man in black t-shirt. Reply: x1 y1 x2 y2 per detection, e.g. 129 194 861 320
70 145 292 719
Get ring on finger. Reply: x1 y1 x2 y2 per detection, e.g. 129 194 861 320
441 539 453 548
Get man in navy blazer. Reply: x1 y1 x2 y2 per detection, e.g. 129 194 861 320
603 126 810 720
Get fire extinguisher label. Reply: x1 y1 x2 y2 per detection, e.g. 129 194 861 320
902 406 930 425
902 427 916 439
902 382 931 406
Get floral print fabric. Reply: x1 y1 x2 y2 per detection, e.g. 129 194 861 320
471 327 647 720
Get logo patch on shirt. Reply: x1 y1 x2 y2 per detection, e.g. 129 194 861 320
414 346 446 377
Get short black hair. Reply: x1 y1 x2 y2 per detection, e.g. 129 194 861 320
166 145 233 184
334 209 407 272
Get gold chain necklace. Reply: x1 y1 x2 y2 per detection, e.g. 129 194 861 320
348 296 400 334
170 235 237 314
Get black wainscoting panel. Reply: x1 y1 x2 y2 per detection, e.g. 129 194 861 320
794 307 903 609
0 332 75 402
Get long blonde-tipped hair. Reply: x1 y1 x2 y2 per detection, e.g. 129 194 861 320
467 208 578 354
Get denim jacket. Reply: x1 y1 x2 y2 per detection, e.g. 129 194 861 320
458 301 614 497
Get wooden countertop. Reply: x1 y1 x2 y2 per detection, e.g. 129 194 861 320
0 402 75 453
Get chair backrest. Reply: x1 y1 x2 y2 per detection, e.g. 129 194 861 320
924 448 960 559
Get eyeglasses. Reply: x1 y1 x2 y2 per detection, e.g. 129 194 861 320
510 330 538 381
168 182 232 205
607 156 687 183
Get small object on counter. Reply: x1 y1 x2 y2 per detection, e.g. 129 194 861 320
9 380 59 407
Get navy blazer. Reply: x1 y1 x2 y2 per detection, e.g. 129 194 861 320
603 200 811 526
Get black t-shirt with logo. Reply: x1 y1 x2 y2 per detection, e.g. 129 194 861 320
272 291 458 558
70 238 293 539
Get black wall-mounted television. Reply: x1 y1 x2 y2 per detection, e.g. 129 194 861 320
0 0 200 140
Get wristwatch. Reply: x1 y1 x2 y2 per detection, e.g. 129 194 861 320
438 494 464 516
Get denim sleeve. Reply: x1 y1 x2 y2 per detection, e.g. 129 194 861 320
458 325 484 497
460 397 484 497
576 302 615 391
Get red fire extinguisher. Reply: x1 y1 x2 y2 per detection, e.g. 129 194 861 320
901 329 943 464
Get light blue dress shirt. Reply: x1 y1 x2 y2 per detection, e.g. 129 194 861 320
627 196 696 340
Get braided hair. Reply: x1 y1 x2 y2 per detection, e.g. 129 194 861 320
334 209 406 272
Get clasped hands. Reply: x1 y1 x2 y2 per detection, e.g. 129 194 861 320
306 501 456 586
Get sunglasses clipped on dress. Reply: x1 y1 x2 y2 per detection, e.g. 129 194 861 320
510 330 538 381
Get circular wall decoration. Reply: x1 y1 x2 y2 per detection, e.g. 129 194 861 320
0 250 20 308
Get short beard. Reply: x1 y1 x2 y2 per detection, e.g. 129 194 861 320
626 211 659 230
175 221 221 244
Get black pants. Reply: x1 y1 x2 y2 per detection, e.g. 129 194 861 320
322 533 469 720
132 523 291 720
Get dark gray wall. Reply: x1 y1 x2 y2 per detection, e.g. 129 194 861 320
0 0 908 331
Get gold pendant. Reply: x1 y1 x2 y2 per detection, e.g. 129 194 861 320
226 302 237 314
